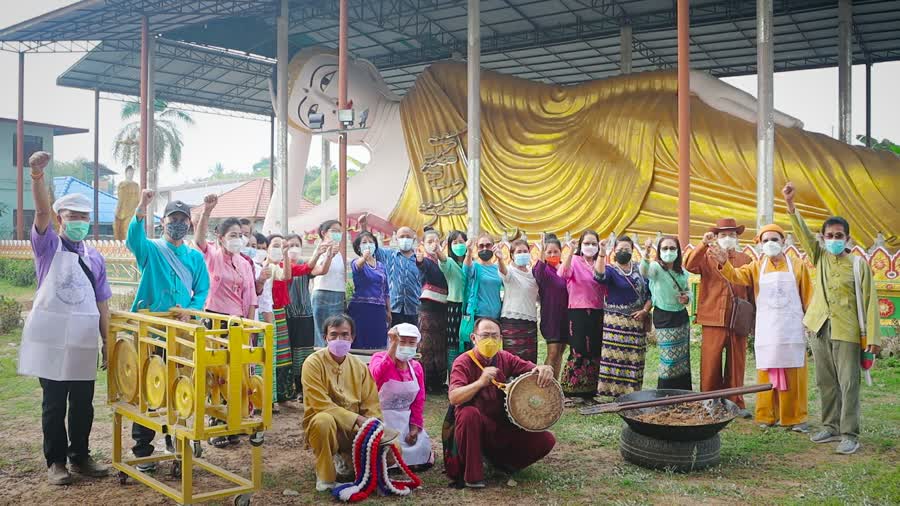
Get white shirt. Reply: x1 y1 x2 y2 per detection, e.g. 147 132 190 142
501 266 539 321
255 262 273 314
313 252 346 292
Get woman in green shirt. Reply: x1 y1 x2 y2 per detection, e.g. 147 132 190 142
641 236 693 391
437 230 469 370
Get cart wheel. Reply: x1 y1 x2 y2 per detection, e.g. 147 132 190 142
234 494 251 506
118 471 128 485
170 460 182 479
192 440 203 458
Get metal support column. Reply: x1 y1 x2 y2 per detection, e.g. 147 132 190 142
677 0 690 246
16 52 24 240
276 0 289 235
146 35 156 236
269 114 275 196
93 89 100 239
338 0 349 274
620 25 633 74
756 0 775 230
838 0 852 143
321 137 330 203
139 16 149 190
467 0 482 237
865 62 872 147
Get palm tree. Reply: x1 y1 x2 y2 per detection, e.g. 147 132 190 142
113 99 194 172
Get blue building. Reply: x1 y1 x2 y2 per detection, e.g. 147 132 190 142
0 117 88 238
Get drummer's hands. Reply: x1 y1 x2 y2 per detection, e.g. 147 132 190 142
406 425 419 445
479 366 499 387
534 365 555 388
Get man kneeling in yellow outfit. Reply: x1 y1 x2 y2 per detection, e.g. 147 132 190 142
301 314 397 491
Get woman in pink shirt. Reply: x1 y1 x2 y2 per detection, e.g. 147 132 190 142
368 323 434 469
558 230 606 402
195 196 258 319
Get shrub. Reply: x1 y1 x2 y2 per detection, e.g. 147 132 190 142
0 258 36 287
0 296 23 333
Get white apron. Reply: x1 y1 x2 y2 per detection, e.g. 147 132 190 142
378 362 433 466
754 256 806 369
19 241 101 381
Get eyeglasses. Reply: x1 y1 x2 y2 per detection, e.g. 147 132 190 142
660 246 679 252
476 333 501 339
477 243 493 250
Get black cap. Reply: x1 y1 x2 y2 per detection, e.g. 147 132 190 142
164 200 192 218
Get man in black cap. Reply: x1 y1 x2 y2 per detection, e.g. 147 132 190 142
126 190 210 470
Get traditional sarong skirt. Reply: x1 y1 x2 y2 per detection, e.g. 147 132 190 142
597 309 647 397
500 317 538 364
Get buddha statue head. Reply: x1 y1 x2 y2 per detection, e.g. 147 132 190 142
285 47 401 145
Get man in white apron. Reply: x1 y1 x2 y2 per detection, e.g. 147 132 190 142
126 190 210 470
20 152 112 485
368 323 434 468
714 224 814 432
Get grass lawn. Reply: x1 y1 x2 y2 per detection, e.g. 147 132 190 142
0 278 36 303
0 328 897 505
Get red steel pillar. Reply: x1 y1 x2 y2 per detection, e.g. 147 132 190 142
677 0 691 246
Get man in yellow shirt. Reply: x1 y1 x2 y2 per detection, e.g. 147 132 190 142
711 224 813 432
301 314 395 491
783 183 882 455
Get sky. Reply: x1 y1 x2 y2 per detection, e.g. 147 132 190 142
1 1 898 188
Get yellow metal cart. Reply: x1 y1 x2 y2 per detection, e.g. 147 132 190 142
107 309 273 505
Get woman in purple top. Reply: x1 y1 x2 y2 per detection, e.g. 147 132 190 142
532 234 569 378
348 232 391 349
558 230 607 401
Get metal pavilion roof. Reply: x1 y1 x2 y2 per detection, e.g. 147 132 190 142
2 0 899 116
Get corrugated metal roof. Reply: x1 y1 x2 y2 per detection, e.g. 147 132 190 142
3 0 899 115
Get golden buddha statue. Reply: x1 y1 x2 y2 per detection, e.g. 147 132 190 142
263 47 899 247
114 165 140 240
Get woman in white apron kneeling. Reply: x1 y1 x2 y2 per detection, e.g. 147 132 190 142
368 323 435 469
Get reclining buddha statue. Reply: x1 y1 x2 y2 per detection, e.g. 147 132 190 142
263 47 899 247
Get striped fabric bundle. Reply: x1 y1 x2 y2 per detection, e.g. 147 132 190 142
332 418 422 502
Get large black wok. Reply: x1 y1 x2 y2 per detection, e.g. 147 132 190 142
618 389 739 441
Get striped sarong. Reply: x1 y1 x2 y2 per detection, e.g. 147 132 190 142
274 307 295 402
500 317 538 364
597 310 647 397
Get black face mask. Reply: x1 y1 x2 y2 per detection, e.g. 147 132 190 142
477 250 494 261
615 251 633 265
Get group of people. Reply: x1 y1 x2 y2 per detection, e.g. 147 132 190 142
18 149 882 491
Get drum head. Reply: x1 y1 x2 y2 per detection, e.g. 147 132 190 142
505 370 564 432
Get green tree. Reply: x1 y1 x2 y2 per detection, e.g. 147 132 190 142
113 99 194 171
856 135 900 156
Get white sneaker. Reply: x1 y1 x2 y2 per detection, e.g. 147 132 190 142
316 479 336 492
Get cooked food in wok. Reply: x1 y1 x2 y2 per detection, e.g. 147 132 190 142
624 399 734 426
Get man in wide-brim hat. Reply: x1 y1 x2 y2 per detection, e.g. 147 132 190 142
684 218 754 417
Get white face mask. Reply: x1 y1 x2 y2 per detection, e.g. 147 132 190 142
581 244 599 257
398 237 416 252
240 235 249 247
762 240 783 258
396 345 417 362
269 247 284 262
255 249 268 263
717 237 739 251
288 247 302 261
225 237 243 254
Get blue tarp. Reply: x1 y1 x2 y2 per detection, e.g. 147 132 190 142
53 176 159 223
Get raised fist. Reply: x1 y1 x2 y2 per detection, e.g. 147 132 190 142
28 151 51 172
702 232 716 245
203 193 218 210
140 190 155 208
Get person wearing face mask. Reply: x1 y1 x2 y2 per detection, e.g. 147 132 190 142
460 233 505 354
641 236 693 391
284 234 328 398
713 223 813 433
348 231 391 349
368 324 435 469
684 219 755 417
301 315 388 492
532 234 570 378
499 239 540 363
415 228 450 393
21 152 113 485
558 231 607 401
436 230 469 370
784 183 881 454
445 318 556 488
194 196 258 320
311 220 347 346
594 236 652 397
359 215 423 326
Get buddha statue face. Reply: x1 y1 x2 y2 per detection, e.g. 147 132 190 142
286 48 399 145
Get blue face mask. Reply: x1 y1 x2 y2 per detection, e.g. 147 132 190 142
825 239 846 255
398 237 415 252
360 242 376 255
330 232 342 243
514 253 531 266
